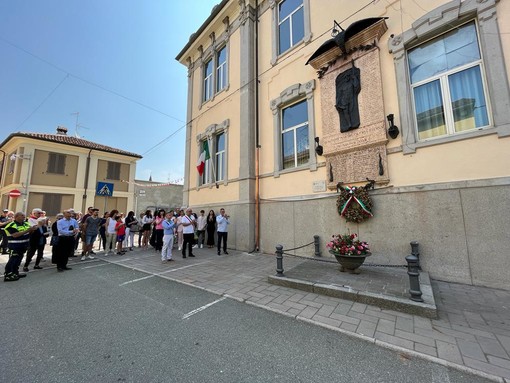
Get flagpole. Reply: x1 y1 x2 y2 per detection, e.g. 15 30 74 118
208 138 219 188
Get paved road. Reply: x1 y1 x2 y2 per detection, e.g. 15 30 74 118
0 260 495 382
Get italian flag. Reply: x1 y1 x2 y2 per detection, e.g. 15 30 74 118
196 140 210 176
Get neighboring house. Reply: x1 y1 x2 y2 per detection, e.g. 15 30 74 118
176 0 510 289
133 179 183 215
0 126 142 217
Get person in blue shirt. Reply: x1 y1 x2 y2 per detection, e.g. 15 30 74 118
55 209 79 272
161 212 176 263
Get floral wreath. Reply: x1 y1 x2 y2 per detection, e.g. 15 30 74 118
336 183 374 223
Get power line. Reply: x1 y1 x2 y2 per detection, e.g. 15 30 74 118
0 35 185 124
15 74 69 130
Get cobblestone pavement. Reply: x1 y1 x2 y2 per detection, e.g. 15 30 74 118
4 246 510 382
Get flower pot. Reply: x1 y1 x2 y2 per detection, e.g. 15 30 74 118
329 250 371 274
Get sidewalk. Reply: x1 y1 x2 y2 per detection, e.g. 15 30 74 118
4 246 510 382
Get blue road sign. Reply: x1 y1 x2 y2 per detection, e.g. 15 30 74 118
96 182 114 196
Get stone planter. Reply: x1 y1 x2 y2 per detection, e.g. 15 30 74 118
329 250 371 274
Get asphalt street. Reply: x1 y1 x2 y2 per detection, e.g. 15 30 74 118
0 260 495 383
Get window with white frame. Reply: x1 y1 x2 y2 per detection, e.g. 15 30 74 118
215 132 225 182
408 22 489 141
281 100 309 169
389 0 510 153
278 0 304 55
203 59 213 102
199 142 211 186
216 46 227 92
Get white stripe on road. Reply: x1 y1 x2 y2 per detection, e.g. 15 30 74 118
82 263 110 269
182 297 226 320
119 261 211 286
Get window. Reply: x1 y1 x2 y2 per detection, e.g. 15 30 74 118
281 100 309 169
216 46 228 92
215 133 225 181
107 161 121 180
278 0 304 55
203 59 213 102
390 0 510 153
409 22 489 141
42 193 62 216
270 80 316 176
47 153 66 174
196 119 229 187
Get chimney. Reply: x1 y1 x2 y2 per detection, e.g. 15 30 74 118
56 126 68 135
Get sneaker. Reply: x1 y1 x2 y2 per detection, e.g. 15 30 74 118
224 251 229 255
200 244 203 248
192 244 198 249
41 257 47 262
104 252 109 256
161 260 168 263
34 265 43 270
81 255 86 261
23 267 29 272
90 250 96 255
189 254 195 257
168 259 174 262
87 255 95 260
217 251 221 256
17 273 27 278
178 247 182 251
129 247 133 251
4 273 19 282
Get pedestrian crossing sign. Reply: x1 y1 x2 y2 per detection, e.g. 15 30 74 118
96 182 114 196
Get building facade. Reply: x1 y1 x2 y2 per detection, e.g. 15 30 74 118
176 0 510 289
0 127 141 217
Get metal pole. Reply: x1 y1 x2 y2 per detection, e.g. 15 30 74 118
411 241 420 270
406 242 423 302
275 244 284 276
314 235 321 257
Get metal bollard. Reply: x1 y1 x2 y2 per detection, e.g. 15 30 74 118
410 241 420 270
406 243 423 302
276 244 284 276
314 235 321 257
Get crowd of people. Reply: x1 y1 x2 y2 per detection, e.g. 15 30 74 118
1 206 231 282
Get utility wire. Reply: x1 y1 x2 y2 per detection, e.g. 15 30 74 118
15 74 69 130
0 35 185 124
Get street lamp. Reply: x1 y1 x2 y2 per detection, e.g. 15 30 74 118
10 153 32 213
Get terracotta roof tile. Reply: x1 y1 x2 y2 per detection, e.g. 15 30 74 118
1 132 142 158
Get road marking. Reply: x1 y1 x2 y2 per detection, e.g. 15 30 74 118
182 297 227 320
119 261 211 286
83 263 110 269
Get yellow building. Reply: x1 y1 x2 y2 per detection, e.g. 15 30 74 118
177 0 510 289
0 126 141 216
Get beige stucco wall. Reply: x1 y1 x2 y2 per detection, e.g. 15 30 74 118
31 149 79 187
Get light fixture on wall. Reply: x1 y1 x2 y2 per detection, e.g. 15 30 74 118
331 20 343 37
314 137 323 156
387 114 400 139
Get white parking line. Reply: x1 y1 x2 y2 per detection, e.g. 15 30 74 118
119 261 211 286
182 297 227 320
82 263 110 269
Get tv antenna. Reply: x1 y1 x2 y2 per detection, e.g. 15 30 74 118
71 111 89 138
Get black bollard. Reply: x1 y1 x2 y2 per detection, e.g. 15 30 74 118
276 245 284 277
406 242 423 302
314 235 321 257
410 241 420 270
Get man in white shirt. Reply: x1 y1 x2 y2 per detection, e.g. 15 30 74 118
196 210 207 248
181 208 196 258
216 208 230 255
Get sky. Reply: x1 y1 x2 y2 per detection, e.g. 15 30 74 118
0 0 219 183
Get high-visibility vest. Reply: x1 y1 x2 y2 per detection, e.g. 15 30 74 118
4 221 31 251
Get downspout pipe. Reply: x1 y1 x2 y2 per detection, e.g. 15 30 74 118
82 149 92 213
254 0 260 252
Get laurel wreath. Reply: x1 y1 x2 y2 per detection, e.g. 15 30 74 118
336 185 373 223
